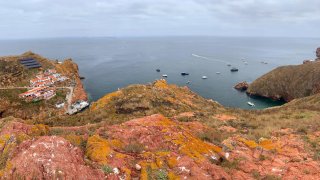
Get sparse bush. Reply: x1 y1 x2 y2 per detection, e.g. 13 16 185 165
259 154 267 161
155 169 168 180
101 165 113 174
123 142 144 153
252 170 261 179
220 158 241 170
262 174 281 180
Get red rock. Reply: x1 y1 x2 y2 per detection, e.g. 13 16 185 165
3 136 104 179
219 126 237 133
224 134 320 179
234 81 249 91
103 114 230 179
213 114 237 121
0 121 33 136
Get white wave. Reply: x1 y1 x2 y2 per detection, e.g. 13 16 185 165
192 53 230 64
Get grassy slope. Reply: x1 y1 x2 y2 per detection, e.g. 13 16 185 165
32 80 320 146
0 89 67 119
247 62 320 101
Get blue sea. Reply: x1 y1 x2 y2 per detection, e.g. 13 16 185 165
0 36 319 109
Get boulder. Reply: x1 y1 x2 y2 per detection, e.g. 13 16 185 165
234 81 249 91
3 136 104 179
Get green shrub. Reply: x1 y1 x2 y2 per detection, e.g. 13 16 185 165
155 169 168 180
101 165 113 174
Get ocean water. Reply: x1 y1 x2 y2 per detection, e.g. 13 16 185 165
0 37 319 109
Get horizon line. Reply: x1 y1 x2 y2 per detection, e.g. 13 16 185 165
1 35 320 41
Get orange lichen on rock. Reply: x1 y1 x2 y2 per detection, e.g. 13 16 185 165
110 139 123 149
166 156 178 168
30 124 49 136
259 139 278 150
153 79 169 89
171 132 222 160
64 134 82 146
239 137 280 151
239 138 258 148
90 91 121 111
154 115 176 126
86 135 112 164
168 171 180 180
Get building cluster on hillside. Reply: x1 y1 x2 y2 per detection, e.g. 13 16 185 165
30 69 68 87
19 86 56 101
19 69 68 102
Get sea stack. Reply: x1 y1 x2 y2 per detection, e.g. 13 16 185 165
234 81 249 91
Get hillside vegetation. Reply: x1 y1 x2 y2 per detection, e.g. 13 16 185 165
247 61 320 101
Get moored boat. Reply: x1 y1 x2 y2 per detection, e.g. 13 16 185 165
230 67 239 72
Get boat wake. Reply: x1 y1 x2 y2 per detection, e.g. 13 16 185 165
192 53 230 64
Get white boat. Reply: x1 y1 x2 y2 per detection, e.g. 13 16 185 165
216 72 221 74
202 76 208 79
244 61 248 65
247 102 255 106
162 74 168 78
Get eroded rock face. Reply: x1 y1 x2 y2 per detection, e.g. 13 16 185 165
223 133 320 179
3 136 104 179
234 81 249 91
56 59 88 103
93 114 230 179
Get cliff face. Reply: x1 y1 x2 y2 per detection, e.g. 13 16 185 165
247 62 320 102
56 59 87 103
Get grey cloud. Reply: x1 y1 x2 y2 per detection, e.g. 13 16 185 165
0 0 319 38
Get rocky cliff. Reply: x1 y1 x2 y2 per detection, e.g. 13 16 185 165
55 59 88 103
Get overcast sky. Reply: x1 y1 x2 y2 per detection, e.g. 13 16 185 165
0 0 319 39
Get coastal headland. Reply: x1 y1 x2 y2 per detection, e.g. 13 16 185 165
0 52 319 179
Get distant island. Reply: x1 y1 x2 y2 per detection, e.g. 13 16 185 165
0 51 319 179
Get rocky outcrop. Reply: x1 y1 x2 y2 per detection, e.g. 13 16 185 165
316 47 320 60
2 136 104 179
234 81 249 91
224 132 320 179
247 62 320 102
93 114 230 179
